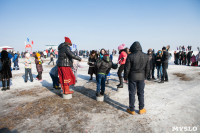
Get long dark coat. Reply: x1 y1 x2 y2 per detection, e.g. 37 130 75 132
0 51 12 79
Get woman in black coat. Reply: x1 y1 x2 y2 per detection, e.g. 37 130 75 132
1 50 12 91
88 50 97 80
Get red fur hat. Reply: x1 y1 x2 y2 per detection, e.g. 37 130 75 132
65 37 72 44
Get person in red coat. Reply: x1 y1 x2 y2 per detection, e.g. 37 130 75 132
57 37 82 94
117 44 128 88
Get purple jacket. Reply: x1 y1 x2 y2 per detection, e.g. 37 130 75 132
35 59 43 72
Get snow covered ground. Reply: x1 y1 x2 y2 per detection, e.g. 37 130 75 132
0 56 200 133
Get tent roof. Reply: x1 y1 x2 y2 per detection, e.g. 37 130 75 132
0 46 14 49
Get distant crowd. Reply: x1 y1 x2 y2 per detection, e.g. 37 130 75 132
173 45 200 66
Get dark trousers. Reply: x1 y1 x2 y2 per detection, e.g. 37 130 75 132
37 72 42 80
2 79 10 87
179 59 182 65
161 64 168 81
13 61 19 69
25 68 33 82
96 74 106 93
152 64 155 78
187 58 190 66
48 58 54 65
50 74 59 87
117 64 125 79
128 80 145 111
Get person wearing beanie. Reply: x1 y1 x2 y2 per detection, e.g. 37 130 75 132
124 41 150 115
96 54 112 97
117 44 128 89
35 53 43 81
88 50 97 80
57 37 82 95
159 46 169 83
1 50 12 91
24 53 33 82
147 48 156 80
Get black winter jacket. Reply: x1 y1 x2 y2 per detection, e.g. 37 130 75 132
162 51 169 62
57 42 81 67
0 51 12 79
124 42 150 81
155 55 162 66
96 55 112 75
161 50 169 68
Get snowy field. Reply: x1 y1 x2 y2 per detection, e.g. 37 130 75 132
0 56 200 133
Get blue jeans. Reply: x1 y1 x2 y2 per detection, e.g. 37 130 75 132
50 74 59 87
25 68 33 82
96 74 106 93
156 65 162 79
128 80 145 111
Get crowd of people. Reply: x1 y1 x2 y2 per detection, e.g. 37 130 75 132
0 37 200 115
173 45 200 66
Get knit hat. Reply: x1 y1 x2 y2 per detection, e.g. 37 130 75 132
162 47 166 50
36 53 41 58
65 37 72 44
118 44 125 51
25 53 30 58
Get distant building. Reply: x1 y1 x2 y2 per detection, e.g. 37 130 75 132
45 45 58 50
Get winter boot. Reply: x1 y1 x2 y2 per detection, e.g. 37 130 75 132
6 79 10 90
127 109 136 115
158 80 164 83
96 92 100 97
61 85 65 94
54 85 61 90
7 86 10 90
117 78 123 88
100 91 104 96
63 86 74 94
164 79 168 82
1 80 6 91
139 108 146 114
89 75 93 80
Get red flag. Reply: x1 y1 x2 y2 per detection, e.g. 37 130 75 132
25 44 32 48
32 41 34 45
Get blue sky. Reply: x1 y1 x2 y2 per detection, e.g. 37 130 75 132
0 0 200 52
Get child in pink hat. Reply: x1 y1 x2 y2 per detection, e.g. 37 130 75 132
117 44 128 89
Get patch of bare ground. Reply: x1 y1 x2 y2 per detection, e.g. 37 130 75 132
0 87 115 132
173 73 193 81
0 84 153 132
12 87 49 97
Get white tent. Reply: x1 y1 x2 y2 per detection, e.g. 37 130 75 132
0 46 14 52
